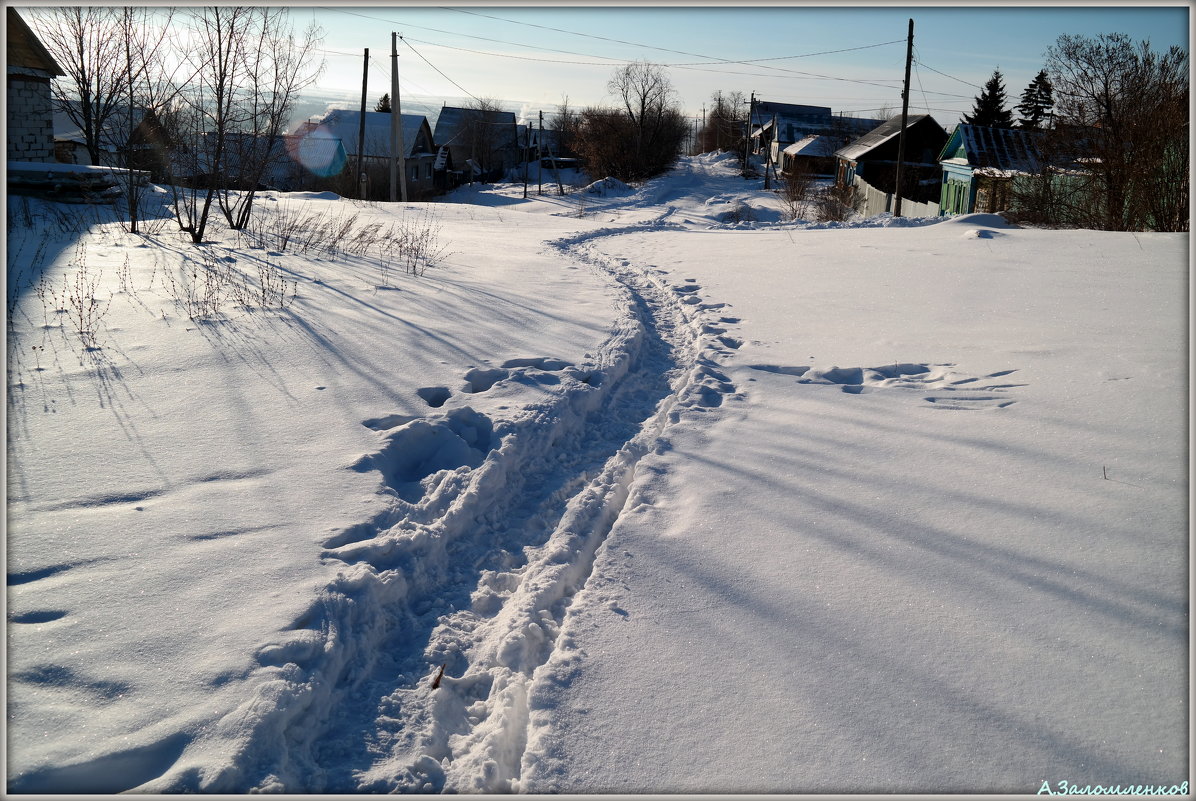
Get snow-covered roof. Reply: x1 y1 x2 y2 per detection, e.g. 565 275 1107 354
783 135 839 158
308 109 433 160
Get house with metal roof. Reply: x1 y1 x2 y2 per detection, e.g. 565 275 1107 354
750 101 884 165
833 114 949 203
298 109 439 199
433 106 520 182
938 123 1043 215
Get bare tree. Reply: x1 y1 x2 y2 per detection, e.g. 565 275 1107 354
553 94 580 158
696 90 747 154
1027 33 1189 231
608 61 679 162
114 7 180 233
216 9 323 229
29 8 123 166
168 8 323 242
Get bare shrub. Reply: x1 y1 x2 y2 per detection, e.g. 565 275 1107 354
64 246 112 349
815 183 859 223
780 163 816 220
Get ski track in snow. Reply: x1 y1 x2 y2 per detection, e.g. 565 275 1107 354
178 202 746 792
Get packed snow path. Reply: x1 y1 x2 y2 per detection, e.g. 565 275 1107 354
167 228 740 792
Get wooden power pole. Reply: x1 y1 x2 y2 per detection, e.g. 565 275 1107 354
893 18 914 217
391 32 408 202
357 48 368 199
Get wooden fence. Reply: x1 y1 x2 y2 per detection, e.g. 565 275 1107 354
853 175 940 218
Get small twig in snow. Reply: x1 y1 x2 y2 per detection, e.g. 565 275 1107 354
431 663 446 690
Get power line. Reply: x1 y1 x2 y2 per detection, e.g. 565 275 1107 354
400 37 482 106
442 5 905 67
913 58 981 90
401 34 909 90
320 6 912 88
318 7 628 64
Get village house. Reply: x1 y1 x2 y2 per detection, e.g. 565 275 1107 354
751 100 884 167
433 106 520 182
298 109 441 200
780 135 841 176
834 114 949 204
938 123 1043 215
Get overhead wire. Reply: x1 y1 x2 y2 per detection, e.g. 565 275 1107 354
315 6 979 123
319 5 908 87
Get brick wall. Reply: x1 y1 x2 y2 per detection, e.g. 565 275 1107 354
7 73 55 163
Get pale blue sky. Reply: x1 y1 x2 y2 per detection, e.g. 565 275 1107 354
295 3 1189 124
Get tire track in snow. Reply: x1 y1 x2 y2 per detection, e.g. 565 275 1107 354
179 223 740 793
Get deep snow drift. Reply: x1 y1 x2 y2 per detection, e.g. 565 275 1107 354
6 152 1188 793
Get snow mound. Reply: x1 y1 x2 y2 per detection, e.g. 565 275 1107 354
288 190 342 201
938 212 1015 228
582 177 633 197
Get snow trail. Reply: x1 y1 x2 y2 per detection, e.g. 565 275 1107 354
173 221 740 792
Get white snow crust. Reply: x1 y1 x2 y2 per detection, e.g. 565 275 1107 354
6 151 1188 794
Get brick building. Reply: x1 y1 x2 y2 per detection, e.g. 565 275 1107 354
7 8 63 163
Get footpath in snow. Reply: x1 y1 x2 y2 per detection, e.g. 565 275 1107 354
5 153 1189 793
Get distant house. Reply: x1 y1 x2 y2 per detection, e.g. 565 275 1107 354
7 8 63 163
270 133 348 192
780 135 840 176
750 101 884 164
298 109 439 199
433 106 520 182
938 123 1043 215
834 114 949 203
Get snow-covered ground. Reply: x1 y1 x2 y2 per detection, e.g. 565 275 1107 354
5 152 1188 794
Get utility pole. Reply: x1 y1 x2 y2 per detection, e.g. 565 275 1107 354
744 92 755 174
391 32 408 202
764 111 777 189
893 18 914 217
357 48 368 199
522 122 529 199
543 110 563 196
397 35 411 204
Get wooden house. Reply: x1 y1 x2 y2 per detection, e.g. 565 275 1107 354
938 124 1042 215
7 8 63 164
433 106 520 182
834 114 948 203
299 109 439 200
780 135 840 176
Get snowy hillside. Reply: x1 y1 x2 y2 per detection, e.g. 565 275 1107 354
5 153 1188 794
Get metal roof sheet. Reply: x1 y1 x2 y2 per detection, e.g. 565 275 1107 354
955 124 1042 173
834 114 935 161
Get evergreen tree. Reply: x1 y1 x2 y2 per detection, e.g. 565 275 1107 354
1016 70 1055 130
374 93 391 113
964 69 1014 128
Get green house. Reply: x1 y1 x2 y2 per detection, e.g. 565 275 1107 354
938 124 1042 216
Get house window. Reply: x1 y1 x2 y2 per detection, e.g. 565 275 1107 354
411 164 419 182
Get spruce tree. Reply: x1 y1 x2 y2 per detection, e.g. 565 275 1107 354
964 69 1014 128
374 93 391 113
1016 70 1055 130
